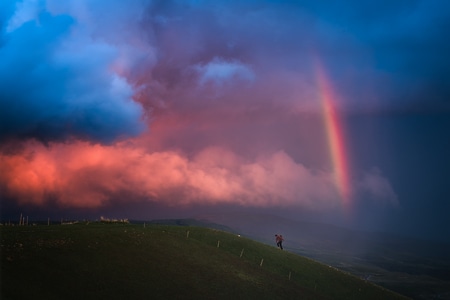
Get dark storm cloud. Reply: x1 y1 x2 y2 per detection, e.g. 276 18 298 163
0 1 146 143
3 0 448 145
134 0 450 116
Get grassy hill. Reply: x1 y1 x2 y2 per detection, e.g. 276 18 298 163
197 212 450 299
0 223 407 300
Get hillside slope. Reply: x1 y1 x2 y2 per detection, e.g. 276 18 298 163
0 224 407 300
195 212 450 299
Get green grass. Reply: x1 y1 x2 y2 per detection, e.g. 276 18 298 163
0 224 408 300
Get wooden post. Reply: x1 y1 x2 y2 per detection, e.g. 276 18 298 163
217 240 220 248
240 248 244 258
47 217 50 226
144 222 146 228
260 258 264 267
186 230 190 239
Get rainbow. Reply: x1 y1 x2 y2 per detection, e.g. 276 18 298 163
314 62 352 207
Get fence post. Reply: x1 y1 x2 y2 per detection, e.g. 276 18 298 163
260 258 264 267
217 240 220 248
240 248 244 258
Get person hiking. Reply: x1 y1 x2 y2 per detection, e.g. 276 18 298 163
275 234 284 250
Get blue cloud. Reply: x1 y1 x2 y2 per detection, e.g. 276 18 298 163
0 3 145 143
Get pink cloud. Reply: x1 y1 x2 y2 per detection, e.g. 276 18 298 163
0 140 343 211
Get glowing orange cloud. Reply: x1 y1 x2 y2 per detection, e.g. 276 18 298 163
0 140 342 210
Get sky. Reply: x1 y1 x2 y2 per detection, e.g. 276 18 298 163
1 0 449 242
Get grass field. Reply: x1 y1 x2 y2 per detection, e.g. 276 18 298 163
0 223 408 299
